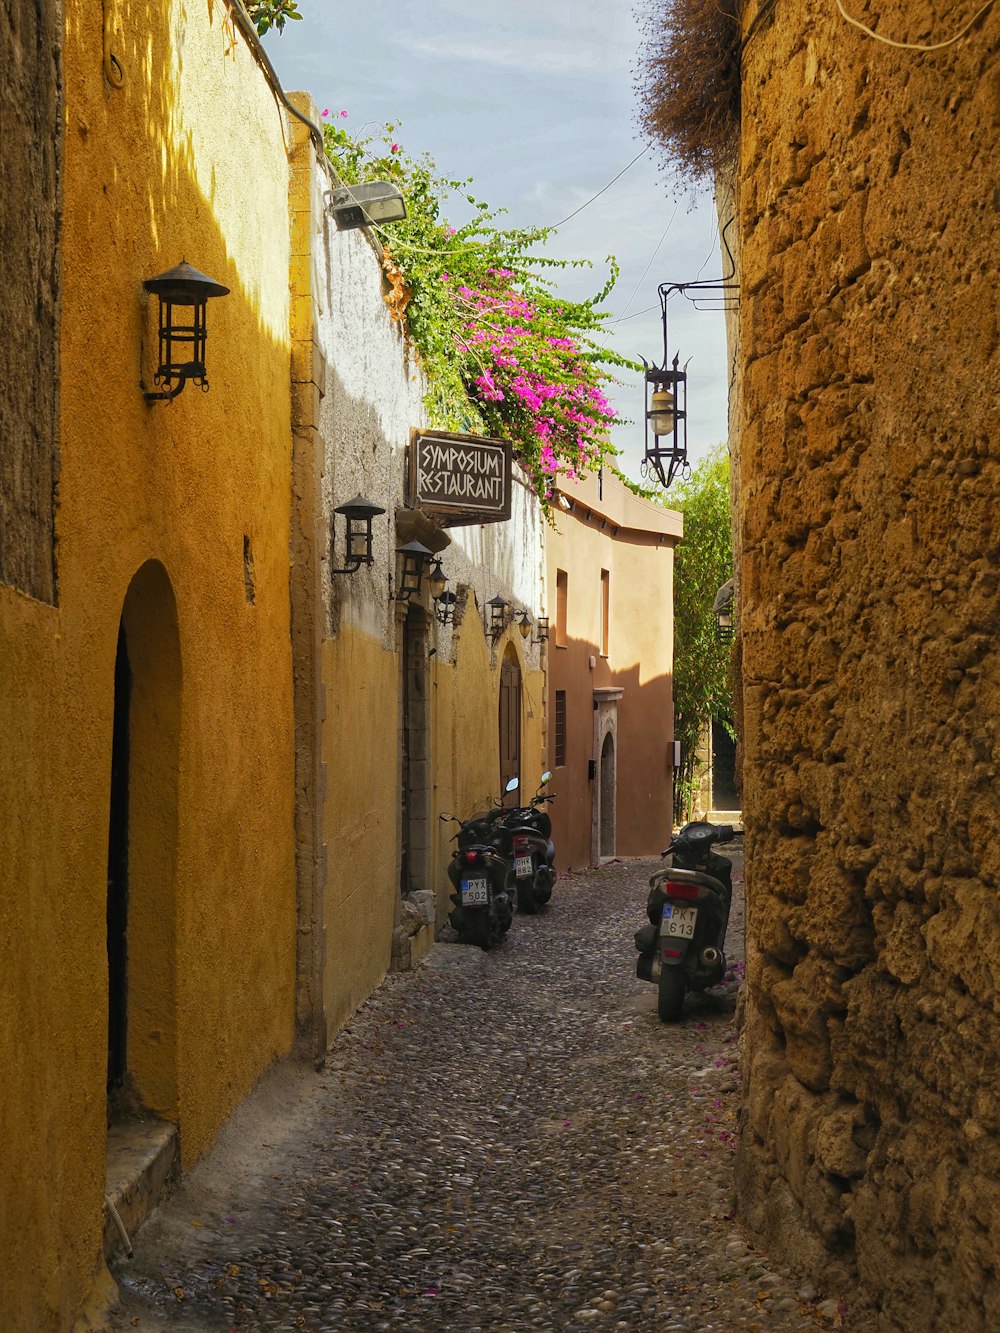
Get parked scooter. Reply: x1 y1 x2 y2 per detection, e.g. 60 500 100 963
500 772 557 914
634 820 739 1021
441 777 519 950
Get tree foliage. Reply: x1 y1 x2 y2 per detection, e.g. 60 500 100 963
659 446 732 822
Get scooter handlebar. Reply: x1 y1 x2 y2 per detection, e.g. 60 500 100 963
660 822 743 857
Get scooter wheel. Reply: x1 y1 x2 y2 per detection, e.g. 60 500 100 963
518 883 537 914
657 967 685 1022
475 916 501 951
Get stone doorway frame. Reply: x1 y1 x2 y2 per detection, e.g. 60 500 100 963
592 687 623 865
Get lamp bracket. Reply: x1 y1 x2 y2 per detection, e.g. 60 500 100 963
643 217 740 489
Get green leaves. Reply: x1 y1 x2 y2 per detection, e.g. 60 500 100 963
652 447 732 821
245 1 302 37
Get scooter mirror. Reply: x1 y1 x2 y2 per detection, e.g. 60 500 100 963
504 776 520 793
540 771 551 784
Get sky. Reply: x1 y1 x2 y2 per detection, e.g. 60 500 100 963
264 0 730 486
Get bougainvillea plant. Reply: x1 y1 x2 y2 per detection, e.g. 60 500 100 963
322 115 633 504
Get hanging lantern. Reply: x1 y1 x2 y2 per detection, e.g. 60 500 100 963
643 349 687 489
427 558 448 600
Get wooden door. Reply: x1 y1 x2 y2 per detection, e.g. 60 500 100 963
499 647 521 806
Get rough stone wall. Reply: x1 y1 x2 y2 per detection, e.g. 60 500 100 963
0 0 60 602
734 3 1000 1328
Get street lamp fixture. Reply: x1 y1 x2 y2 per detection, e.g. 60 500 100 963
330 493 385 576
642 218 739 488
393 540 434 602
142 260 230 402
435 590 458 626
486 595 509 642
713 578 735 643
643 350 688 489
427 557 448 600
327 181 407 232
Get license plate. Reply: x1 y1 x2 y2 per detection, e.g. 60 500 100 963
514 855 533 878
461 878 488 906
661 904 697 939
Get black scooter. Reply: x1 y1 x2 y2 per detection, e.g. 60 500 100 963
441 777 518 950
634 821 738 1021
500 772 557 914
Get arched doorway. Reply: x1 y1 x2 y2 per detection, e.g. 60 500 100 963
599 730 616 859
399 604 431 895
106 561 181 1124
711 716 740 811
499 645 521 806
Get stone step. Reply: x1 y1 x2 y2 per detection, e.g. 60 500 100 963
707 810 743 828
104 1118 178 1259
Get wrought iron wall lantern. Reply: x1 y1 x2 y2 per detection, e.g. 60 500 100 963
515 610 549 645
713 577 735 643
485 595 510 642
142 260 230 402
392 540 434 602
327 181 407 232
435 590 458 626
330 493 386 576
427 558 448 600
642 219 739 489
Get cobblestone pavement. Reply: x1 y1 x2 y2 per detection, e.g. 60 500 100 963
108 856 855 1333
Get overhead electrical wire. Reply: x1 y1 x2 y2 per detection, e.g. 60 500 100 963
364 145 657 260
544 146 652 231
611 201 681 330
834 0 997 51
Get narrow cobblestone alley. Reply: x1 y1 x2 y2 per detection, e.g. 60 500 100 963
108 857 854 1333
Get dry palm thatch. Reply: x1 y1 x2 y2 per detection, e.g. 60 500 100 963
635 0 743 185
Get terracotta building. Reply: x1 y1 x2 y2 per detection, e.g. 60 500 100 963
545 470 683 870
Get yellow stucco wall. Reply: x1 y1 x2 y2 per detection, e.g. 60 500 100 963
320 603 544 1011
0 3 297 1328
322 626 401 1032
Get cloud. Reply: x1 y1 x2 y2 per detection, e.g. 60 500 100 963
407 34 606 76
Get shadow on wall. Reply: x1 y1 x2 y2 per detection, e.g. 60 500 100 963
550 633 674 872
66 0 293 437
1 5 299 1330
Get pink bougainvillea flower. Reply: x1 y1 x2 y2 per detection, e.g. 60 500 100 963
321 108 330 118
391 143 400 153
339 110 349 118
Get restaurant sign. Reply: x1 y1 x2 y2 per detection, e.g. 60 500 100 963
408 429 513 527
